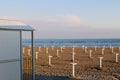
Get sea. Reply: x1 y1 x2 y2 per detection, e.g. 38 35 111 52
22 39 120 47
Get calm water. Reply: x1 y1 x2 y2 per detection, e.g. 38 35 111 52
22 39 120 47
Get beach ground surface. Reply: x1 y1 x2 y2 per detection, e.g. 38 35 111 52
23 46 120 80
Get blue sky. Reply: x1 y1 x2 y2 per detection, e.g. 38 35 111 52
0 0 120 38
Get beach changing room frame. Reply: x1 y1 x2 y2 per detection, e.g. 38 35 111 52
0 19 35 80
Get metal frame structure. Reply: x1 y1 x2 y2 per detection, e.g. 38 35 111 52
0 25 35 80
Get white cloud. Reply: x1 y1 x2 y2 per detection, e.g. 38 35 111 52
66 15 81 25
26 15 82 28
0 16 26 26
24 15 120 39
0 16 14 20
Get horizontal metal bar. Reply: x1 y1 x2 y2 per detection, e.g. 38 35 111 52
0 58 20 64
0 28 34 31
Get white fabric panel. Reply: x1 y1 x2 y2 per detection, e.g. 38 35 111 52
0 62 20 80
0 30 20 60
0 30 21 80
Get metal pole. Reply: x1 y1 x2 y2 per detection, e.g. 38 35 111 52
20 31 23 80
102 49 104 55
73 64 75 77
63 45 65 49
44 44 45 48
22 47 25 53
36 52 39 60
116 53 119 63
89 50 92 58
61 47 63 52
99 57 104 68
112 47 114 53
82 45 84 50
48 55 52 65
39 46 41 52
72 52 75 62
46 47 48 54
29 44 31 48
70 62 77 77
110 45 112 49
119 47 120 51
72 46 75 53
85 47 87 53
95 46 97 51
56 50 59 57
103 46 105 49
28 49 31 56
52 46 54 50
31 31 35 80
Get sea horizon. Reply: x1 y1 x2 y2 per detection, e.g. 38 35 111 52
23 38 120 47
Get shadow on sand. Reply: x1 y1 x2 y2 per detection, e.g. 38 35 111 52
35 74 82 80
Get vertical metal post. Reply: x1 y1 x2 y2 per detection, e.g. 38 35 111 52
48 55 52 65
112 47 114 53
116 53 119 63
72 52 75 62
39 46 41 52
28 49 31 56
99 57 104 68
72 46 75 53
56 50 59 57
119 46 120 51
70 62 77 77
82 45 84 50
95 46 97 51
85 47 87 53
20 31 23 80
102 49 104 55
31 31 35 80
22 47 25 53
89 50 92 58
36 52 39 60
46 47 48 54
52 46 54 50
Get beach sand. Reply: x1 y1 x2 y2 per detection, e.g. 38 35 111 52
23 46 120 80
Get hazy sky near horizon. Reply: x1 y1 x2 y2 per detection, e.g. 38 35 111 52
0 0 120 39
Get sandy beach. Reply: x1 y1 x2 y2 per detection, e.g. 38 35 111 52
23 46 120 80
